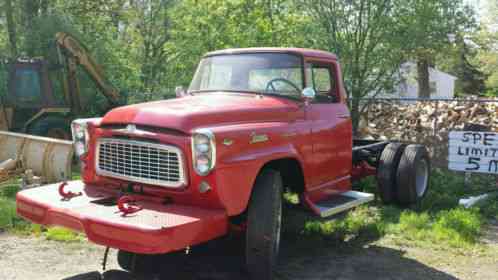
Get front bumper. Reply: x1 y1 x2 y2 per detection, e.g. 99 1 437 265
16 181 228 254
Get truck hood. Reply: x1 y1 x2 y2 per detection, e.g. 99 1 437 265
101 92 301 133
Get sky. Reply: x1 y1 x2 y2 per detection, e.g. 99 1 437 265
466 0 483 17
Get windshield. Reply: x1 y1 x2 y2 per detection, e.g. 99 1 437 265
189 53 304 98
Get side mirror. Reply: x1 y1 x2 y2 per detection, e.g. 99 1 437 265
175 86 187 98
302 87 316 100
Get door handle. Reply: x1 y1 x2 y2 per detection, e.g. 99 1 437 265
338 114 350 119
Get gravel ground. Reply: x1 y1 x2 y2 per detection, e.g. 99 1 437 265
0 231 497 280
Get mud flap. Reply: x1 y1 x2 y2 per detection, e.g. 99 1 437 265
16 181 228 254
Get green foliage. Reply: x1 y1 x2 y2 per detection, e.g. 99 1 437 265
0 196 30 232
45 227 84 242
433 208 482 246
1 0 492 113
0 183 20 199
303 205 382 241
0 197 16 230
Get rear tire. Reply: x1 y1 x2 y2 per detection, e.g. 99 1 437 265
27 116 71 140
377 143 405 204
396 145 430 206
246 169 283 280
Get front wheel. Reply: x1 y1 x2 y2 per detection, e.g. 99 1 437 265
246 169 283 280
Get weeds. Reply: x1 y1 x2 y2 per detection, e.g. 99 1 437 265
0 171 82 242
45 227 84 242
301 169 496 250
0 197 16 230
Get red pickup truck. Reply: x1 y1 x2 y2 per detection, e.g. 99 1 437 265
16 48 430 280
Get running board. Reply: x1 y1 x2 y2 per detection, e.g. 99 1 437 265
306 191 375 218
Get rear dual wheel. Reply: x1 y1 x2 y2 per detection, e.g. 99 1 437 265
396 145 430 206
377 144 430 207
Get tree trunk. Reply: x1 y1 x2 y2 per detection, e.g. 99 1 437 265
5 0 17 57
23 0 39 56
351 92 360 136
417 58 431 99
40 0 49 16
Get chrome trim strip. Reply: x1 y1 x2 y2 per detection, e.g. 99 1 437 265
95 138 187 188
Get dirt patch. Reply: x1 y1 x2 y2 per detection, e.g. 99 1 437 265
482 219 498 245
0 232 496 280
0 233 118 280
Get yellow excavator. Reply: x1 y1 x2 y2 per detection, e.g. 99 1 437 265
0 32 122 139
0 32 123 184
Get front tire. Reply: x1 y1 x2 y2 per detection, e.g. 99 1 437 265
246 169 283 280
117 250 186 275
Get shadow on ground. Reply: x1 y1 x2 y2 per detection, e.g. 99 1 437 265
64 234 458 280
64 205 461 280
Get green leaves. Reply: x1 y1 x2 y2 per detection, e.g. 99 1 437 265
0 0 487 112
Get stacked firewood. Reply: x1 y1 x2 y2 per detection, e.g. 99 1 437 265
358 100 498 141
357 99 498 167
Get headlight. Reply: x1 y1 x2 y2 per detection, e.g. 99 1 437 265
71 118 100 157
192 129 216 176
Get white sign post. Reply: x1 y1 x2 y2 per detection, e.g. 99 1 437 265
449 131 498 174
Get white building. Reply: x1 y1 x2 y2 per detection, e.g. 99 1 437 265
375 62 458 100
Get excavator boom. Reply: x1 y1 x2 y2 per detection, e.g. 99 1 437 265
55 32 121 110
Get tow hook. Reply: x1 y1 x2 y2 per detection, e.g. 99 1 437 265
117 196 143 216
58 182 82 200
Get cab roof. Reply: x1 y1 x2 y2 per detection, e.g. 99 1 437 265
204 48 338 61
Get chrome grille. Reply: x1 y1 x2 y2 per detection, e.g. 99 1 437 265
96 138 186 187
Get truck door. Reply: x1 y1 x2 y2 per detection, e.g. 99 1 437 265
305 60 352 192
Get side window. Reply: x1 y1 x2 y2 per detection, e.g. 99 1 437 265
313 68 332 93
306 63 337 103
12 69 43 105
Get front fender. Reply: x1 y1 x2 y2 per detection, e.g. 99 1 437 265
210 122 306 216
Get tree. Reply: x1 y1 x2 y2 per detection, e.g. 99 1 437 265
475 0 498 96
436 36 486 95
5 0 18 57
127 0 175 96
299 0 407 132
399 0 476 98
168 0 306 93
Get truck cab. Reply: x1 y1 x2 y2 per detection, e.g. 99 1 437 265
16 48 430 280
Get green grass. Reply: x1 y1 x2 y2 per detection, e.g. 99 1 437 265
0 196 17 230
0 171 83 242
300 169 495 250
45 227 84 242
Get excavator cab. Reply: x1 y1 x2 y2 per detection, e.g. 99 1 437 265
2 59 71 139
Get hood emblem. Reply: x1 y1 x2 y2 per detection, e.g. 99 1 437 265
250 132 269 144
126 124 137 133
113 124 154 136
223 139 234 146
